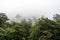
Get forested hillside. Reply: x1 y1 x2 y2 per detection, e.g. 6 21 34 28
0 13 60 40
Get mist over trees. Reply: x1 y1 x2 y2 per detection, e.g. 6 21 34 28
53 14 60 20
0 13 60 40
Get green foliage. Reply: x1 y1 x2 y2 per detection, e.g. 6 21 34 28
30 18 60 40
0 13 8 27
0 13 60 40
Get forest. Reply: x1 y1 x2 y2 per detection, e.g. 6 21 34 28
0 13 60 40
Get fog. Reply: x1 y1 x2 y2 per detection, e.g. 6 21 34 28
0 0 60 19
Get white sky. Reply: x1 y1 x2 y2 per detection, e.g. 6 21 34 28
0 0 60 19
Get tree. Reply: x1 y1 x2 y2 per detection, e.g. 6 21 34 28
53 14 60 20
31 18 58 40
20 18 32 40
0 13 8 27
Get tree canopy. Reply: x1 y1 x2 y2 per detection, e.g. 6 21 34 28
0 13 60 40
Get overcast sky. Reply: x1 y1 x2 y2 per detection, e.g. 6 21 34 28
0 0 60 19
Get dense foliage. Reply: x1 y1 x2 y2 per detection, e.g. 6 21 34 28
0 13 60 40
